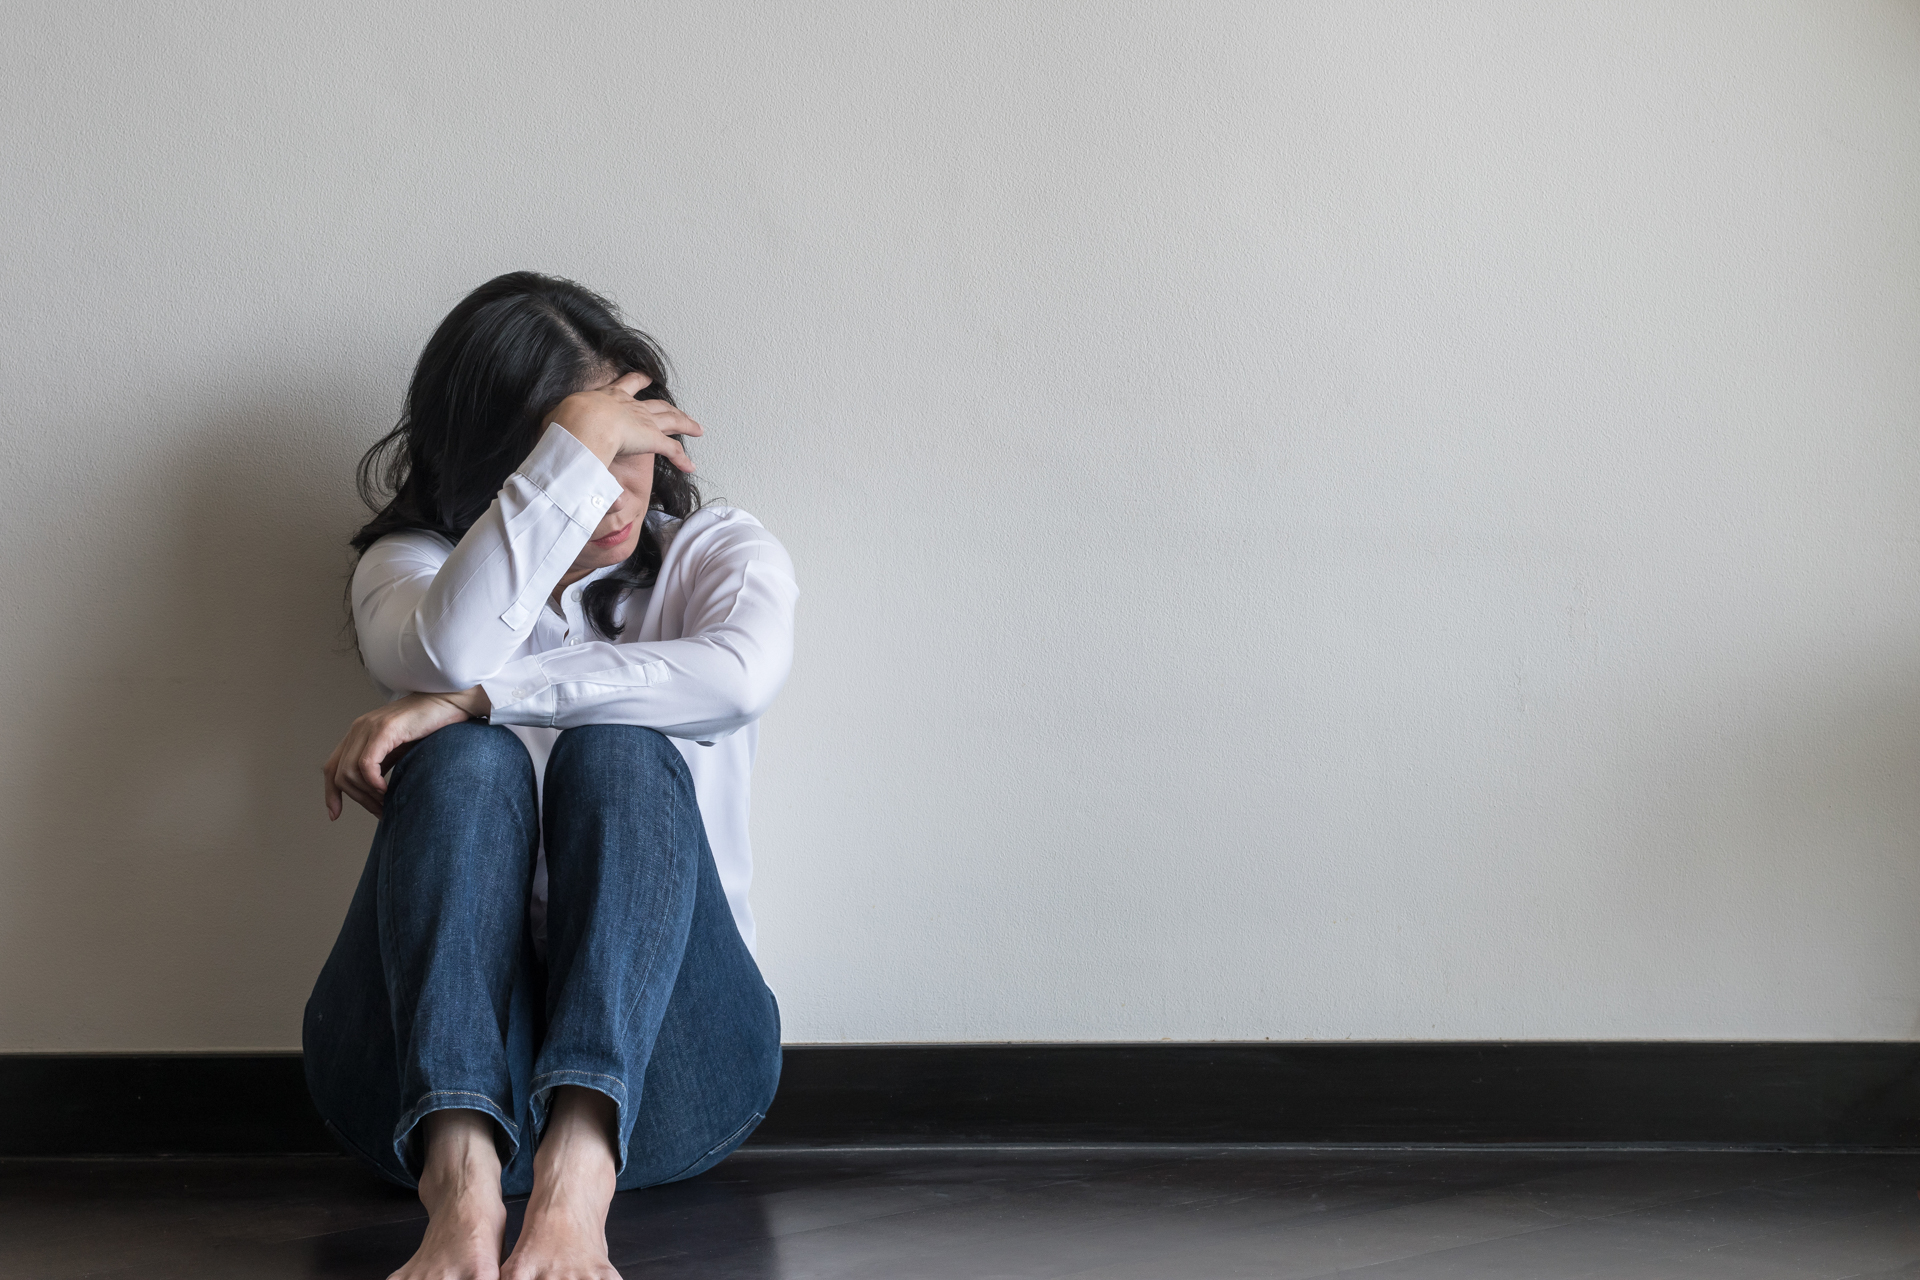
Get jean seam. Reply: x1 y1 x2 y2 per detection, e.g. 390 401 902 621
611 756 693 1047
704 1110 764 1159
373 746 419 1028
375 812 397 1044
380 728 534 1120
662 1110 765 1184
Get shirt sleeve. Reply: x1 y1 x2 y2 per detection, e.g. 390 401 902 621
479 519 799 741
353 424 625 693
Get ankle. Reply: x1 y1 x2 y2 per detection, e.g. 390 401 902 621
529 1137 616 1204
417 1109 506 1209
527 1088 618 1207
420 1157 505 1210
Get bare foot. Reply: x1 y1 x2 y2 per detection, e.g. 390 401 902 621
501 1087 621 1280
392 1109 508 1280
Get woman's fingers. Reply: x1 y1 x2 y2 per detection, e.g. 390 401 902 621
356 734 392 798
612 371 652 397
323 740 348 820
656 435 695 473
632 406 701 471
614 424 697 471
639 401 703 436
342 781 382 819
324 705 437 821
336 772 373 816
381 740 419 775
338 741 384 817
322 719 389 818
331 757 374 818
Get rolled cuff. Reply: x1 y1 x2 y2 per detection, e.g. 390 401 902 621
515 423 625 530
529 1070 634 1176
480 655 559 726
391 1088 523 1179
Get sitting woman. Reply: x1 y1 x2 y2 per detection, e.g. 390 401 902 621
304 271 797 1280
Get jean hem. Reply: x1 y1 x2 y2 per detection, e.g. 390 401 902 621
391 1089 522 1177
528 1069 632 1174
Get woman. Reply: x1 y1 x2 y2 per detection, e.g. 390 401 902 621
304 272 796 1280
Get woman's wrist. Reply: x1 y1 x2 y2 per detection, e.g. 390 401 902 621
421 686 492 722
553 418 621 467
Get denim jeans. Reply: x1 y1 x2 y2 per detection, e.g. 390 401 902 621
303 722 781 1195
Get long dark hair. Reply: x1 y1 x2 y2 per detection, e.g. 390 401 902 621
352 271 700 639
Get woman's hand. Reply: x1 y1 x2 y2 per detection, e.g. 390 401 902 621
548 372 703 473
322 690 488 821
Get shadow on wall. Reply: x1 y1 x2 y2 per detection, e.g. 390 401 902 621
6 397 384 1049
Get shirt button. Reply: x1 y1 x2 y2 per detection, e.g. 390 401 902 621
588 495 605 508
570 587 582 601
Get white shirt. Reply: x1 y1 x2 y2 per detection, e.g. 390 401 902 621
350 423 799 952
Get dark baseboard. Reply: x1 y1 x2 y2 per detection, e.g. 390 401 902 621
756 1042 1920 1148
5 1043 1920 1157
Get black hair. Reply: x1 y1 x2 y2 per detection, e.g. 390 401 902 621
352 271 700 640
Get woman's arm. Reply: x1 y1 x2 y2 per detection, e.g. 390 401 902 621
353 424 623 692
321 689 483 819
479 516 798 741
354 375 700 693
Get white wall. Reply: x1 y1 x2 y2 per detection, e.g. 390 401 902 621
3 1 1918 1050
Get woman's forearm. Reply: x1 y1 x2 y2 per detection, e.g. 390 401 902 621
436 685 493 720
354 426 623 692
481 527 796 740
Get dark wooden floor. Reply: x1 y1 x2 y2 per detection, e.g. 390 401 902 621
4 1148 1920 1279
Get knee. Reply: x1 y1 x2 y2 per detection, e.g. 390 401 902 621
548 724 685 788
388 722 534 801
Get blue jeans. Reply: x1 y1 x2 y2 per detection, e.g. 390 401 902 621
302 722 781 1195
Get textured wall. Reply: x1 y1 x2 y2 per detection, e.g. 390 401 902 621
3 2 1919 1049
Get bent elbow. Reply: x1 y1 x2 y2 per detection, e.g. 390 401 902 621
678 669 783 739
726 664 789 727
435 663 498 693
697 632 790 729
404 627 499 693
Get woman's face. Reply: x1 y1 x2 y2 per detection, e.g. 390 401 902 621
568 369 656 574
